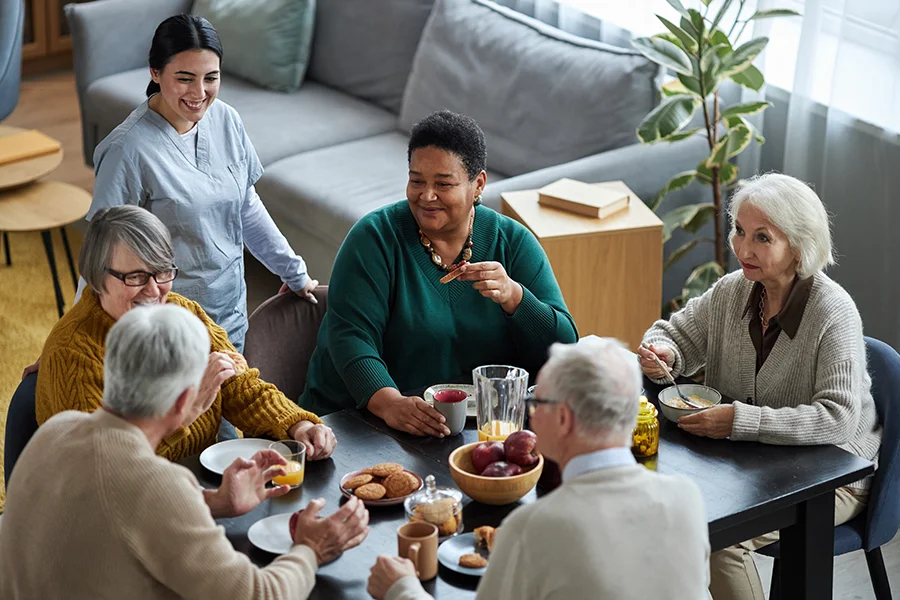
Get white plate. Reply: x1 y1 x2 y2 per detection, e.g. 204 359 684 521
248 513 293 555
199 438 291 475
424 384 476 419
438 532 488 576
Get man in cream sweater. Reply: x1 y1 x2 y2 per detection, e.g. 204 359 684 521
368 337 711 600
0 304 369 599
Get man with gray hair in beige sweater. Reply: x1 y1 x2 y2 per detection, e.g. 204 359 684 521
368 337 711 600
0 304 369 599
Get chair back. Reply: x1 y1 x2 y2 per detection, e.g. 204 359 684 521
244 287 328 401
4 372 38 487
863 336 900 550
0 0 23 120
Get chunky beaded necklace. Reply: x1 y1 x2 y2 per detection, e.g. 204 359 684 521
418 212 474 272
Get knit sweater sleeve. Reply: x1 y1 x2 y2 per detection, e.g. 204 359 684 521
172 295 322 439
504 224 578 366
324 217 398 408
36 346 105 425
732 310 865 444
104 457 318 599
475 510 534 600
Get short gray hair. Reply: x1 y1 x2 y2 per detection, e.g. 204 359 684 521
103 304 209 419
728 173 834 278
80 206 174 294
541 337 642 437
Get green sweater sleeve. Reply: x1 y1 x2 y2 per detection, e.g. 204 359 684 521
504 223 579 365
324 216 398 407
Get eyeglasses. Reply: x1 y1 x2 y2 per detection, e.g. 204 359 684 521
524 392 562 418
107 266 179 287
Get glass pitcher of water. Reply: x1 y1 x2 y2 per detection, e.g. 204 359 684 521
473 365 529 442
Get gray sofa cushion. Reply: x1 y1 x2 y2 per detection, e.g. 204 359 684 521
307 0 435 114
85 68 398 166
400 0 659 177
256 131 506 249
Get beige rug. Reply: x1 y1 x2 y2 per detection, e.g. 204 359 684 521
0 229 82 512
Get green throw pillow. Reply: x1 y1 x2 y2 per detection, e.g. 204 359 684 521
192 0 315 92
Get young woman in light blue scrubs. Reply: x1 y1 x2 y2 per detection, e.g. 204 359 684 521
86 15 316 351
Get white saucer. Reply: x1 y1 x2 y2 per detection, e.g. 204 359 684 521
199 438 291 475
438 532 488 576
248 513 293 555
424 384 476 418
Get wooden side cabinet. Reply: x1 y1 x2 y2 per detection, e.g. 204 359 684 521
501 181 664 350
23 0 96 76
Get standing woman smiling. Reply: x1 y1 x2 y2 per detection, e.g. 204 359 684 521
86 14 317 351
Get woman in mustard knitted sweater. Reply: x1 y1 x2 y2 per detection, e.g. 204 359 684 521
35 205 336 462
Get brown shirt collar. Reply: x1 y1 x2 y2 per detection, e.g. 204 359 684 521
743 275 814 339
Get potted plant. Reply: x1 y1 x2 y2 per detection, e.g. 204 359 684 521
631 0 799 311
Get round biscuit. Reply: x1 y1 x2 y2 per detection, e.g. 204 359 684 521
354 483 387 500
383 471 418 498
370 462 404 477
343 473 374 490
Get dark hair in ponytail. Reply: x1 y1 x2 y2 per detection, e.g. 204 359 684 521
146 14 223 97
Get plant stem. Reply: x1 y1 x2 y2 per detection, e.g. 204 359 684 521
713 168 725 267
728 0 746 39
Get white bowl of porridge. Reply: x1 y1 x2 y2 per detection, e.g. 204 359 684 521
657 384 722 422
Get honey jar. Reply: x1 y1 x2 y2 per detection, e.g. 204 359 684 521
631 396 659 457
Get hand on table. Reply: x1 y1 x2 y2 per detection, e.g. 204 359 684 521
368 555 418 599
678 404 735 439
290 497 370 565
637 343 676 379
456 261 523 314
205 449 290 518
279 278 319 304
183 352 236 426
369 390 450 438
289 420 337 460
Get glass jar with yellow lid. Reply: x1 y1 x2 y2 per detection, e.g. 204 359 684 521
631 396 659 457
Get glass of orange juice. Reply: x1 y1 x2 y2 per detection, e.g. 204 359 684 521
269 440 305 489
473 365 528 442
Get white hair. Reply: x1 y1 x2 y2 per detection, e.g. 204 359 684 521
541 337 642 437
103 304 209 419
728 172 834 278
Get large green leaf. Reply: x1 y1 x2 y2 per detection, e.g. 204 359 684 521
632 36 694 76
697 160 739 185
724 115 765 144
719 101 772 119
657 16 698 54
710 29 731 48
700 51 721 94
688 9 706 38
661 78 694 97
749 9 801 20
666 0 691 19
705 124 751 168
721 37 769 77
682 261 725 302
710 0 736 32
637 95 701 143
706 133 730 168
661 203 716 242
650 170 696 211
663 127 702 142
664 239 702 271
680 16 698 37
677 73 703 96
729 64 764 90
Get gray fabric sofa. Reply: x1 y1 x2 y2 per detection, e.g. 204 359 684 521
68 0 709 289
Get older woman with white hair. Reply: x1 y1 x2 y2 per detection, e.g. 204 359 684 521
368 337 710 600
35 205 336 462
637 173 882 600
2 304 369 598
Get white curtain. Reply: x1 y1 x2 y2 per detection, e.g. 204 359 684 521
756 0 900 346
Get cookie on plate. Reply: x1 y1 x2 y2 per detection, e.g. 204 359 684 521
459 553 487 568
354 483 387 500
343 473 374 491
383 471 418 498
370 462 404 477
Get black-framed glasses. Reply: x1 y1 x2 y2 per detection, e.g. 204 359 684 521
524 392 562 417
107 266 179 287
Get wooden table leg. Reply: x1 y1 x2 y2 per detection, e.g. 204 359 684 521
3 232 9 266
60 226 77 289
779 491 835 599
41 230 65 318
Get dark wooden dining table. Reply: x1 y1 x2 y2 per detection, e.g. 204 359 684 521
182 380 874 600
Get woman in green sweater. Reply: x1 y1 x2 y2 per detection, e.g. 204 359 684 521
300 110 578 435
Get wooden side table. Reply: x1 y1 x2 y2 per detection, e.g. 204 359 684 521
501 181 663 350
0 181 92 317
0 126 64 190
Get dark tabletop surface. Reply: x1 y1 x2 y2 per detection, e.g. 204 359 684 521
183 378 874 599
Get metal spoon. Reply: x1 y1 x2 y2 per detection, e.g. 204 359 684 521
640 343 704 409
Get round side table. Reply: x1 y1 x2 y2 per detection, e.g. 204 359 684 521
0 181 92 317
0 126 64 191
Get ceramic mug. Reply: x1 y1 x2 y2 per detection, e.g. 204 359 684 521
397 521 438 580
433 389 468 435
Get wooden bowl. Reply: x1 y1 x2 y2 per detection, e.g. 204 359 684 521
448 442 543 505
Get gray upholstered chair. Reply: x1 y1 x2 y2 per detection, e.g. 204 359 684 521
0 0 23 121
